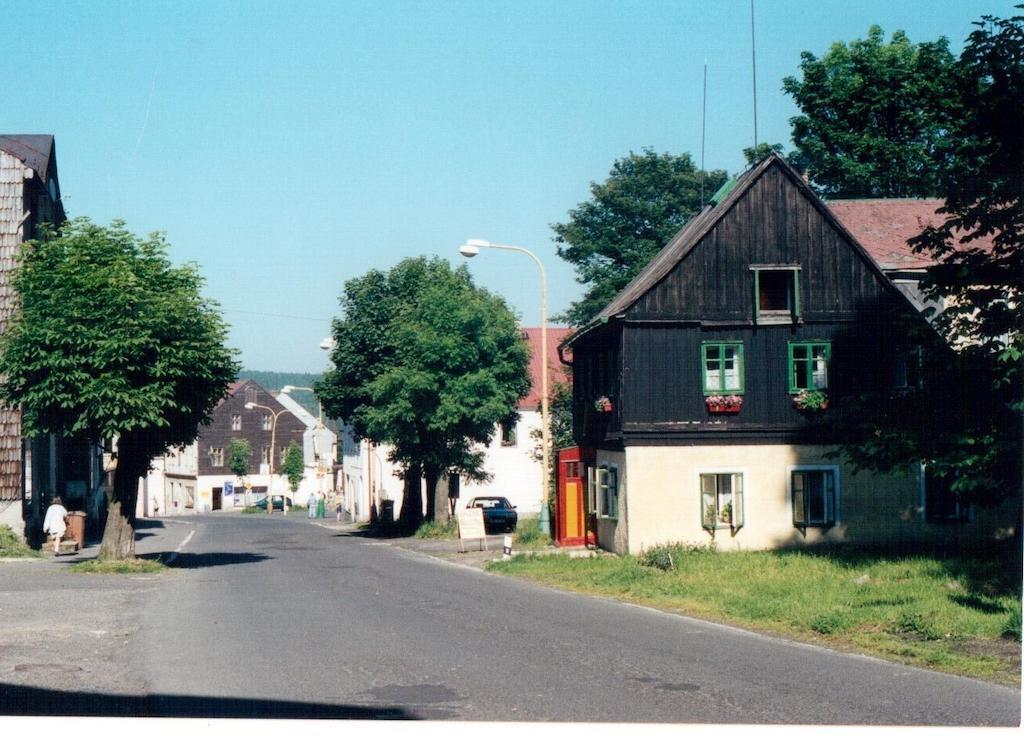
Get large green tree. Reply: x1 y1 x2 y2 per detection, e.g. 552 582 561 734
839 10 1023 514
553 149 727 326
315 257 530 531
783 26 958 197
0 218 238 559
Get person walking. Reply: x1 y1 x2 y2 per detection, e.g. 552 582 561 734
307 493 317 519
42 496 69 555
336 491 345 522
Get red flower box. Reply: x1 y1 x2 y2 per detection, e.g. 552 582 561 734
705 395 743 414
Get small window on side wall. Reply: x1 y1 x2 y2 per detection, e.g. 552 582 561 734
752 267 800 324
791 467 837 527
922 464 969 523
596 465 618 520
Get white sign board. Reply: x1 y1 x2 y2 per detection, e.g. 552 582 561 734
456 508 487 552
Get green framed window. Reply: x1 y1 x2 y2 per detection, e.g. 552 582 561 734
752 267 800 324
791 467 838 527
700 472 744 531
701 342 744 394
788 341 830 392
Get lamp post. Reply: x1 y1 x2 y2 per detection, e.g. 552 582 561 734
245 402 287 514
458 238 551 536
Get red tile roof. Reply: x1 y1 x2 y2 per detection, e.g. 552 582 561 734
520 327 572 409
827 198 994 271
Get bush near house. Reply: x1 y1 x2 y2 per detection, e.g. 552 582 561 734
488 544 1022 685
0 525 40 558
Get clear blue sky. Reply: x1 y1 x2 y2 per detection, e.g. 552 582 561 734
2 1 1005 372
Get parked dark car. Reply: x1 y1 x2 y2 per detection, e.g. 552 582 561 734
253 495 293 511
467 496 518 533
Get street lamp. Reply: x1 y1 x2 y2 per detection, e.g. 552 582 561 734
245 401 288 514
458 238 551 536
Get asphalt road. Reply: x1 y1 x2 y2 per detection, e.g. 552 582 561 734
126 513 1018 724
2 513 1019 724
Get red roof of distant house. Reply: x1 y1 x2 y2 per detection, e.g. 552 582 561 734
827 198 995 271
520 327 572 409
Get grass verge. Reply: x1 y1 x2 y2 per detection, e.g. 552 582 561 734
0 525 41 558
486 543 1022 685
69 558 167 574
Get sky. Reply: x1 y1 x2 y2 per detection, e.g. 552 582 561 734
1 0 1007 372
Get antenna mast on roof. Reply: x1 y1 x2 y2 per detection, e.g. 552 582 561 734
701 58 708 208
750 0 759 150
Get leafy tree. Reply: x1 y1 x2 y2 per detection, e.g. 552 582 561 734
783 26 958 197
529 379 573 497
316 257 530 531
908 9 1023 508
0 218 237 559
281 442 305 494
553 149 727 326
839 10 1023 515
743 142 786 166
228 438 252 479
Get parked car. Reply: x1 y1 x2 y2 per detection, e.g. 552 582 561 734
253 495 293 511
467 496 518 533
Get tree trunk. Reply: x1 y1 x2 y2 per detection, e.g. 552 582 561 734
424 468 438 523
98 438 147 561
398 464 423 534
433 474 452 524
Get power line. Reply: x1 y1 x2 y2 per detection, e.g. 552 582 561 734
222 308 332 323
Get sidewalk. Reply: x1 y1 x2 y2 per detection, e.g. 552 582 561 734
310 517 593 570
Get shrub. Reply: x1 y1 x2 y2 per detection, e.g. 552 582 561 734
1001 602 1021 642
640 542 716 571
0 525 38 558
810 611 853 635
514 516 552 547
640 545 676 571
895 611 944 641
415 519 457 539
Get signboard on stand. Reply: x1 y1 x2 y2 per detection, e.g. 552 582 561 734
456 508 487 552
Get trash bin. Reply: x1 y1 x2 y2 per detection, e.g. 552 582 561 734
380 500 394 526
66 511 86 550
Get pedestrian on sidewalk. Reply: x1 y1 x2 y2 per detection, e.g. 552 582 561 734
307 493 317 519
336 491 345 522
42 496 69 555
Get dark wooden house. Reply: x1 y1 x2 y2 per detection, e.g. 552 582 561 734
560 154 1011 553
195 379 306 508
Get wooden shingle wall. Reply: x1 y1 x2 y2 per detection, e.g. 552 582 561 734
0 151 25 501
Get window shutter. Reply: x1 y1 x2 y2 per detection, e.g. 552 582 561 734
792 473 806 525
732 473 745 529
700 474 716 530
608 468 618 519
824 471 835 524
587 467 597 514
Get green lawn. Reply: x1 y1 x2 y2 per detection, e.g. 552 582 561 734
487 543 1022 685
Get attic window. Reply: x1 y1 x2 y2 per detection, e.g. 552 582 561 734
752 266 800 324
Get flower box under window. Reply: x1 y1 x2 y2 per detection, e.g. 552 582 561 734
705 394 743 414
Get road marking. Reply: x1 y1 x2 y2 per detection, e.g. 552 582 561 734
163 529 195 565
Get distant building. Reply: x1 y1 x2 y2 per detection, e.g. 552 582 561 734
193 379 315 509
